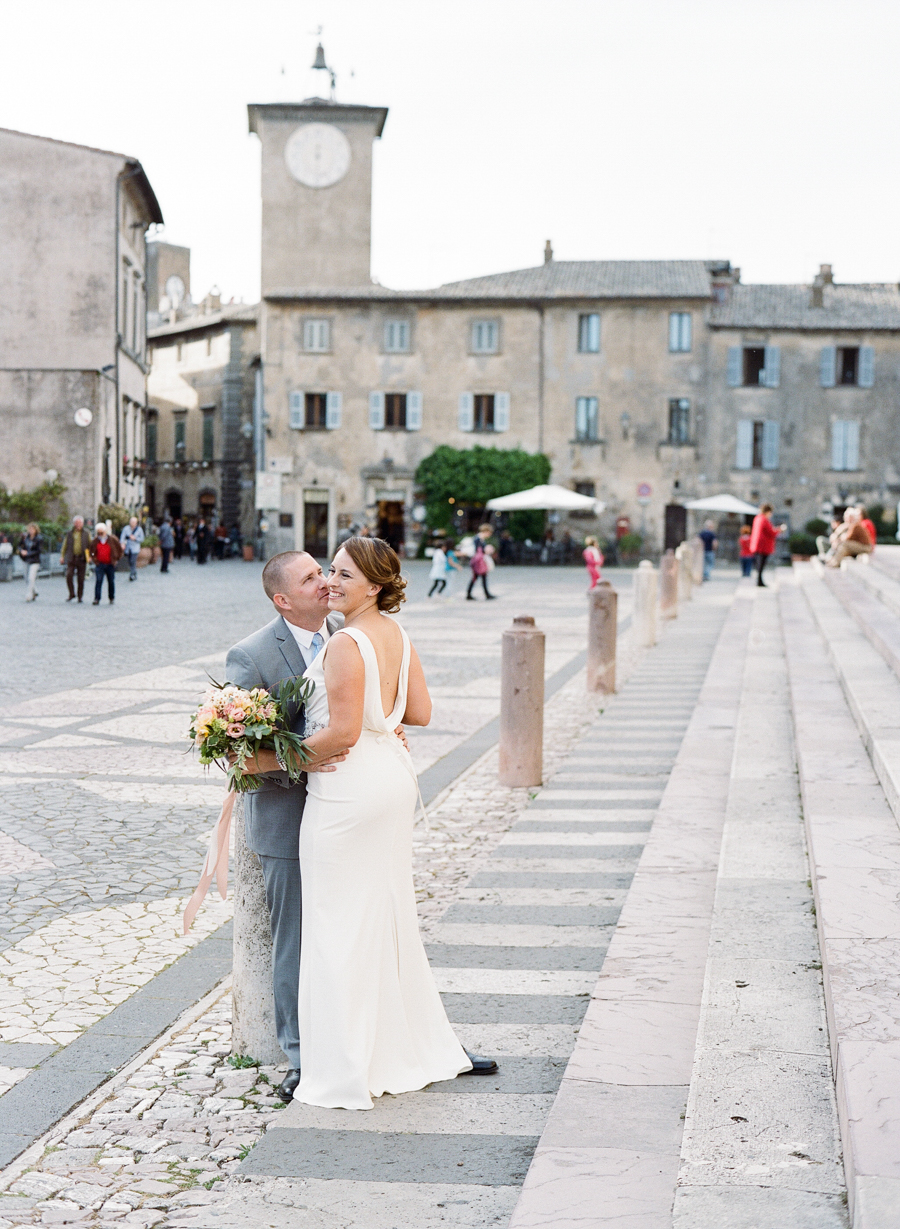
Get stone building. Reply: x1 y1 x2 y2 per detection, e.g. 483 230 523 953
243 89 900 559
0 127 162 520
705 266 900 538
146 246 258 532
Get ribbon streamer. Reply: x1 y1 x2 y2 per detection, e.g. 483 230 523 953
182 790 236 935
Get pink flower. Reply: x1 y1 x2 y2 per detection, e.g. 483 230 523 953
226 723 245 737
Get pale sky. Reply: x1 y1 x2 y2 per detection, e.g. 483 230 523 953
2 0 897 303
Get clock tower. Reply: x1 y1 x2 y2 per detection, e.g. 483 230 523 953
248 99 388 293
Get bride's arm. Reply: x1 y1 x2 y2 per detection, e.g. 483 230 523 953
302 634 365 755
402 645 432 727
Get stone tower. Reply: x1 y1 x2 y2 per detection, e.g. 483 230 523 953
248 99 388 294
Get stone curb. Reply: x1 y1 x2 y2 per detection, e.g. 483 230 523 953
782 575 900 1226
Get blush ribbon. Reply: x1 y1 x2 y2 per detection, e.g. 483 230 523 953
182 789 236 935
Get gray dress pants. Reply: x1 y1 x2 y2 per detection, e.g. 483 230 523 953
258 854 302 1070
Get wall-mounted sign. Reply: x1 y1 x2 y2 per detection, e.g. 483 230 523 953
255 472 282 510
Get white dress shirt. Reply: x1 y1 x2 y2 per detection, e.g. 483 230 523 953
285 618 329 669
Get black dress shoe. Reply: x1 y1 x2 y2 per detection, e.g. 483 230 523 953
276 1068 301 1102
463 1050 498 1074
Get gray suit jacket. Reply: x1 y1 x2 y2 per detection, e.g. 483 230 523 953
225 612 342 859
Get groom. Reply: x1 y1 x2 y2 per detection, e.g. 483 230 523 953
226 551 346 1103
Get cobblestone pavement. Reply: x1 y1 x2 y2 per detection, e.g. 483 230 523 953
0 565 631 1098
0 577 736 1229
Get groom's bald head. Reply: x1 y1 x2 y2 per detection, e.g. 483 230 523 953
262 551 330 630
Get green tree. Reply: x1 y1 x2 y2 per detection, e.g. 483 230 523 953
415 445 551 541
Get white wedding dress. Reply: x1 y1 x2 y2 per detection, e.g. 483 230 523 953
295 619 472 1109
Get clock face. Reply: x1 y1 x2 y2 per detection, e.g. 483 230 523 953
284 123 352 188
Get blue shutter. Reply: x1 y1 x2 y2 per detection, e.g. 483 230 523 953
735 420 753 469
858 345 874 388
458 392 474 432
762 420 780 469
845 420 860 470
289 391 304 430
764 346 781 388
368 391 384 431
494 392 510 432
669 313 679 352
406 391 423 430
820 346 836 387
831 421 846 470
727 346 742 386
325 392 342 430
680 313 692 351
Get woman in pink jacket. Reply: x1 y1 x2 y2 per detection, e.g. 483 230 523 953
749 503 786 588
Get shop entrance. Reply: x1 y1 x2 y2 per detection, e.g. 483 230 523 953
304 492 329 558
378 500 405 554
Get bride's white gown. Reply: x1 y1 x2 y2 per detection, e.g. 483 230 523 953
296 620 472 1109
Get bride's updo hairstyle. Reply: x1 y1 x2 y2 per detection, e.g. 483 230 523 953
341 537 407 613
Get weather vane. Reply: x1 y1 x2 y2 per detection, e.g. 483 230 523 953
311 32 337 100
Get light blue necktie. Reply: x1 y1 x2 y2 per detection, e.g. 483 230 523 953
310 632 324 662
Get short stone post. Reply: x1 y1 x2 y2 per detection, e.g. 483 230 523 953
676 541 693 601
231 797 283 1063
633 560 658 647
691 537 704 584
659 549 679 619
499 616 544 787
587 581 617 693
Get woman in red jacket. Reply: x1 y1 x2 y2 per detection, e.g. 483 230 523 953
749 503 786 587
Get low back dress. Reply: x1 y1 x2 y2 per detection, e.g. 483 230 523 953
295 620 471 1109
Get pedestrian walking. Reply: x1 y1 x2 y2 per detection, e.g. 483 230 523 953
18 522 43 602
739 525 754 577
90 523 122 605
173 518 185 559
428 541 449 597
158 519 175 572
120 516 144 581
698 520 718 581
582 536 604 589
466 525 496 600
195 519 210 565
60 516 90 602
749 503 786 587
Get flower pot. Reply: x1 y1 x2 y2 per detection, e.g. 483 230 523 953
151 546 162 563
242 544 255 562
137 547 152 568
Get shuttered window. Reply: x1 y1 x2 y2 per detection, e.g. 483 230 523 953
736 419 779 469
458 392 474 432
820 346 837 387
494 392 510 432
578 313 601 353
668 312 692 353
289 391 304 430
383 320 411 352
368 391 385 431
576 396 599 441
325 392 342 430
470 320 500 353
406 392 423 430
302 319 331 352
831 421 860 471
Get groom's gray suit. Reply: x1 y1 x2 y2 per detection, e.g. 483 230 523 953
225 611 342 1069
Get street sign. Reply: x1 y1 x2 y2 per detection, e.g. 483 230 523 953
637 482 652 498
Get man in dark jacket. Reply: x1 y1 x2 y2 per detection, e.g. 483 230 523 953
18 523 43 602
158 520 175 573
60 516 90 602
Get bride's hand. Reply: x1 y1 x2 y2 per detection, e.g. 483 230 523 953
394 725 409 752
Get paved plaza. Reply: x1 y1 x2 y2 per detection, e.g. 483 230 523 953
5 553 900 1226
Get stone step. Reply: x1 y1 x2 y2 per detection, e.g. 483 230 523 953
823 566 900 679
797 565 900 827
781 570 900 1226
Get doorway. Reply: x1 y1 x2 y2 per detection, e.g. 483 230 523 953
378 501 405 554
304 500 329 558
664 504 687 552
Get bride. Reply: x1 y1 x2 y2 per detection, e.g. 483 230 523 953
294 536 473 1109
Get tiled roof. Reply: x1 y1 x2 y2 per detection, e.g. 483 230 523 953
148 304 258 340
265 260 716 303
710 283 900 331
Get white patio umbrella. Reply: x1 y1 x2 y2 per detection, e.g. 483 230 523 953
684 494 759 515
485 484 605 513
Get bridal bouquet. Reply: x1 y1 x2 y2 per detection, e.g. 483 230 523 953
189 676 315 793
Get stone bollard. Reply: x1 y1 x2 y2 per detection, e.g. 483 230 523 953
231 796 283 1064
675 541 693 601
659 549 679 619
587 581 617 694
691 537 704 584
633 560 658 647
499 616 544 787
